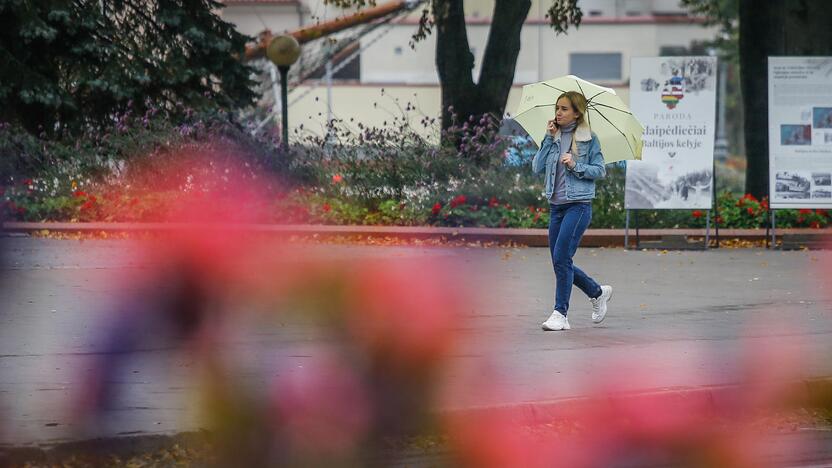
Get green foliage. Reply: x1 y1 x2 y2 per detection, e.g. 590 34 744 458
3 111 830 231
0 0 256 135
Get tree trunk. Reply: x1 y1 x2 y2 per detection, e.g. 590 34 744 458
434 0 531 140
741 0 832 199
739 0 782 199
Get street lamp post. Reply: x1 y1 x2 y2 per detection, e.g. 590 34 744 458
266 35 301 151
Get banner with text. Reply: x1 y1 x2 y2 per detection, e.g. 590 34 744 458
768 57 832 209
625 56 716 209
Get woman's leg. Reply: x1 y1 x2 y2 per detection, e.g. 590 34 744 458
548 204 565 313
552 203 593 314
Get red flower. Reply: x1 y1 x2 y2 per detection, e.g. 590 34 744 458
692 210 703 219
73 190 87 198
80 200 95 211
715 216 723 224
449 195 467 208
746 207 754 215
799 209 812 215
322 203 332 213
761 200 769 210
797 216 805 224
432 202 442 215
810 221 821 229
743 193 758 202
331 174 343 184
488 197 498 208
22 178 32 186
817 209 829 218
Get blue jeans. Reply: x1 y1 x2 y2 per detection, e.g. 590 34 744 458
548 203 602 316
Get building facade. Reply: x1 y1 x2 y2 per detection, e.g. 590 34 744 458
220 0 719 138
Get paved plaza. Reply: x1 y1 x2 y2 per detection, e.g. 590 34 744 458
1 237 831 446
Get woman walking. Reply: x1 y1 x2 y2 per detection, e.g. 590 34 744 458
532 91 613 331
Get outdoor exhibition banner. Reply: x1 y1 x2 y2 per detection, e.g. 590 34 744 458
625 56 717 209
768 57 832 209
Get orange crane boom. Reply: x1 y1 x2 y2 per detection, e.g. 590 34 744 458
244 0 419 61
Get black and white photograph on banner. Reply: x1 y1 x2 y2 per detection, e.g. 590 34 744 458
768 57 832 209
625 164 712 208
813 172 832 186
775 171 811 199
626 56 716 210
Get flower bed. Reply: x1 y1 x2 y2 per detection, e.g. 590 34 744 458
2 112 830 230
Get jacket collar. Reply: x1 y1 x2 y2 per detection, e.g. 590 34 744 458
553 121 592 142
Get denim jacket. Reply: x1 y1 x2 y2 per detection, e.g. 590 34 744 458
531 121 606 201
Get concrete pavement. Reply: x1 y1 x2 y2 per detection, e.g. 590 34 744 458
1 237 831 446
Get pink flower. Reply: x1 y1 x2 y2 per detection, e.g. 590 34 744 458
331 174 343 184
322 203 332 213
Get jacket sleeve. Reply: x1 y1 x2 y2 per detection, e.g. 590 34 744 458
570 135 606 180
531 134 551 174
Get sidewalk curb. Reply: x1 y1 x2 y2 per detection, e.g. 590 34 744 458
3 378 830 463
3 222 831 248
445 377 832 425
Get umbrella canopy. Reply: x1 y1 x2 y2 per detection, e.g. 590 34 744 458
513 75 644 163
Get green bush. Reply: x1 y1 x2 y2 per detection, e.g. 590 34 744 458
2 110 831 231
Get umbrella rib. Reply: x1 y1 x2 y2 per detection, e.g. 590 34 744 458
592 109 637 159
541 83 569 94
574 79 587 99
586 91 606 102
573 79 593 128
587 101 634 114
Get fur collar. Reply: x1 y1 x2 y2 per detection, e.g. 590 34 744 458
553 121 592 142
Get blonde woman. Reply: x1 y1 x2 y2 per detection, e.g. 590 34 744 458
531 91 613 331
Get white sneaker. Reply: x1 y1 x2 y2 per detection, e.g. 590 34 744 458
542 310 570 331
590 285 613 324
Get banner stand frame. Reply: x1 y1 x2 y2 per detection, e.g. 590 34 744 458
624 209 711 250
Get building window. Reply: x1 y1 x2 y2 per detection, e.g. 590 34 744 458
659 46 688 56
569 53 622 81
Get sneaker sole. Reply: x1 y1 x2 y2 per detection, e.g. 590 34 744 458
593 289 613 324
542 322 568 331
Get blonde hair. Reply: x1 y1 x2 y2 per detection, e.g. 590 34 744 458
554 91 587 129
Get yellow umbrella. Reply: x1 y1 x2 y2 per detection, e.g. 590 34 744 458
513 75 644 163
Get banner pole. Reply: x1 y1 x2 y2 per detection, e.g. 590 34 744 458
705 210 711 248
635 210 641 250
625 209 630 250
